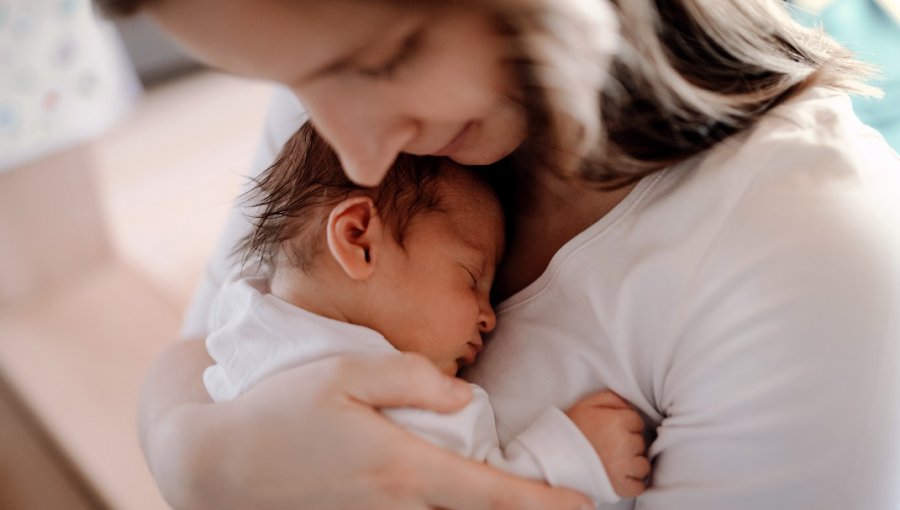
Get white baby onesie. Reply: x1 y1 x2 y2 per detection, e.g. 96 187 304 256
203 274 620 505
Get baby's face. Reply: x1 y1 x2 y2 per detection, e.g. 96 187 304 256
372 168 505 376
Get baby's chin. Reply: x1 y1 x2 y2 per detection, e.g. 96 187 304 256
433 358 465 378
445 356 480 378
441 362 461 378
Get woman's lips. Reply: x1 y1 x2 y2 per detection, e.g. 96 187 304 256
433 121 474 157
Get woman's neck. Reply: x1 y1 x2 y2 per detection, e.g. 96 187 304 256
492 172 636 301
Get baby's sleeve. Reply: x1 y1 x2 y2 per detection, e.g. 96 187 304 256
384 385 619 504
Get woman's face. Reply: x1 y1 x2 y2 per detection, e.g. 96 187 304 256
149 0 527 185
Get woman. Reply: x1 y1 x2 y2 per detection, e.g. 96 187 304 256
99 0 900 508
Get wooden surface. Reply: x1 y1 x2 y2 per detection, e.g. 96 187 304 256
0 146 111 308
0 382 100 510
0 263 178 509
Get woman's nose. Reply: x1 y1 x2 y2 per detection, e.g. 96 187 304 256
333 124 418 186
297 90 418 186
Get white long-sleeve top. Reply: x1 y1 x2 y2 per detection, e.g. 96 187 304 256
203 275 620 505
185 86 900 509
466 89 900 509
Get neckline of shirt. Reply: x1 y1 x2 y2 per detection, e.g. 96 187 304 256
495 168 671 314
492 88 843 315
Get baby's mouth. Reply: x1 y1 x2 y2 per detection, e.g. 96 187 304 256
460 341 483 367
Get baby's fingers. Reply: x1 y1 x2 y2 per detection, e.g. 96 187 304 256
612 455 650 499
622 410 645 433
626 432 646 455
575 390 631 410
615 475 648 499
629 455 652 481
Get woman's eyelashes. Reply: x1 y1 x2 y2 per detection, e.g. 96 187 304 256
357 29 423 80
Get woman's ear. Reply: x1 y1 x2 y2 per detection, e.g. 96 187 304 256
326 196 384 280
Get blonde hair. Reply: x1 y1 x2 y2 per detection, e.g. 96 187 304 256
99 0 876 185
496 0 878 185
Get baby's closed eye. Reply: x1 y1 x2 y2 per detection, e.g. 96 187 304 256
459 262 482 288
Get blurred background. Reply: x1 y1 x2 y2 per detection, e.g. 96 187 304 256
0 1 270 508
0 0 897 509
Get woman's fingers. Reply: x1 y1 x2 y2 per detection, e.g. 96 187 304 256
148 351 590 510
418 445 593 510
319 352 474 412
328 355 592 509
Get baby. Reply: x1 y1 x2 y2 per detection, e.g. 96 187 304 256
203 123 650 504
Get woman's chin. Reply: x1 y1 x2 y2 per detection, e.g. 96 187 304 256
449 140 519 166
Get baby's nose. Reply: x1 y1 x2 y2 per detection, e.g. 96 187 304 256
478 306 497 333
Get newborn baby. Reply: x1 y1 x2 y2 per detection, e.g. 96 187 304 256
203 123 650 504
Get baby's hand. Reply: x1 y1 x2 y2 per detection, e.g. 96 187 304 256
566 390 650 498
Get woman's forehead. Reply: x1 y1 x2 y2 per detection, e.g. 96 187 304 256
147 0 424 83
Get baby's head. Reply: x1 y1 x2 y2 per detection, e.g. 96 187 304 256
239 123 505 375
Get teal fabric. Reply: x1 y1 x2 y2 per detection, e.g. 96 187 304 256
792 0 900 150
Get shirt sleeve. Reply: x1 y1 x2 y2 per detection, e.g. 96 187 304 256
385 385 620 504
637 130 900 509
179 87 308 339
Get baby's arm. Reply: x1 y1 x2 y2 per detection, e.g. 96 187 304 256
385 386 649 505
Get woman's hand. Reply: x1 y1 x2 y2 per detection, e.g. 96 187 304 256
138 338 594 510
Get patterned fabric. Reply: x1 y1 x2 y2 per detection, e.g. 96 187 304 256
0 0 138 171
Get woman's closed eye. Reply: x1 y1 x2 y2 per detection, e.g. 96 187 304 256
357 29 423 80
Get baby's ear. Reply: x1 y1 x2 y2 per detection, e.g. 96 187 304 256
326 196 384 280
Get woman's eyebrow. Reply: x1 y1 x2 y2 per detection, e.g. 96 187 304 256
297 49 362 84
291 27 388 85
297 16 426 85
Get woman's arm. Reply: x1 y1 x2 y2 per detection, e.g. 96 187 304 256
137 337 216 508
637 129 900 509
137 339 595 510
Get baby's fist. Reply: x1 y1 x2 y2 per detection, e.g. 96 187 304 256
566 390 650 498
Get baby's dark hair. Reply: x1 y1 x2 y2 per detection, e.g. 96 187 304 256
236 122 453 272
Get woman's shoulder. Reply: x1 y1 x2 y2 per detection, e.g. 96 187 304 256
674 87 900 230
639 86 900 334
645 91 900 430
729 87 897 182
633 88 899 253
